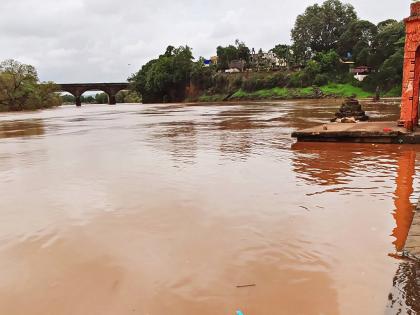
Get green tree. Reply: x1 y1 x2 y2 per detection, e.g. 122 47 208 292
270 44 293 66
370 20 405 69
378 49 404 90
295 50 346 87
271 44 289 59
129 46 194 103
216 45 238 70
377 19 398 32
190 57 214 91
359 20 405 93
337 20 378 64
84 95 95 103
314 50 344 74
362 39 404 93
61 94 75 103
235 40 251 66
291 0 357 63
216 40 250 70
95 93 108 104
0 59 61 111
115 90 141 103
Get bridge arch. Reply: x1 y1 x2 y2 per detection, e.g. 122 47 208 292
59 83 130 106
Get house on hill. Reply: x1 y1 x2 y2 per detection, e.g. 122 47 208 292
226 59 246 73
250 49 285 71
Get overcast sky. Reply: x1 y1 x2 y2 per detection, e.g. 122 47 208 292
0 0 412 83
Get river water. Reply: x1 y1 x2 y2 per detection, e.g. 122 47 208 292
0 100 419 314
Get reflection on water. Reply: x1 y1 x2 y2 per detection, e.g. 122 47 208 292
292 142 360 186
0 101 419 314
0 119 44 139
392 151 416 253
386 150 419 314
148 121 198 164
293 141 420 312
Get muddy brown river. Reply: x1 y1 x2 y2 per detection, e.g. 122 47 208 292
0 100 419 314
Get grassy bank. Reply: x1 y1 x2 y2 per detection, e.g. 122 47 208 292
195 83 401 102
198 83 374 102
197 83 374 102
197 94 229 102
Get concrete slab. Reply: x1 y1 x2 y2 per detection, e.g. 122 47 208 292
405 200 420 261
291 122 420 144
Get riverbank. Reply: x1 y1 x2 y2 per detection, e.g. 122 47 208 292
196 83 401 103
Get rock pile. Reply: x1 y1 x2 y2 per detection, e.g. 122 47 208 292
331 95 369 123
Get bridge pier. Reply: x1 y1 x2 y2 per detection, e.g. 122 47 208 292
76 96 82 107
108 94 117 105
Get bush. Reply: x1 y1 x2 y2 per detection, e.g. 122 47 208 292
115 90 142 103
241 78 255 92
267 72 288 88
360 73 379 92
213 74 229 93
191 66 214 90
337 72 359 85
241 77 265 92
288 71 304 88
239 72 289 92
232 76 243 89
314 50 345 75
313 74 329 86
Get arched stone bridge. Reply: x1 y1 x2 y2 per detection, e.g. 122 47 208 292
59 83 130 106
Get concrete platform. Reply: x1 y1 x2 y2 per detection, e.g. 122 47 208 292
405 200 420 261
291 122 420 144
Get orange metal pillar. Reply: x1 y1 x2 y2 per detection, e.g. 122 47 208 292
400 3 420 131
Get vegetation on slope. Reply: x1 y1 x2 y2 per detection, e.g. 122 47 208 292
229 84 372 101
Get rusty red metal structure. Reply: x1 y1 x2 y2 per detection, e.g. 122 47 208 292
400 2 420 130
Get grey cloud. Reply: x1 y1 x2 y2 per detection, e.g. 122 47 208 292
0 0 411 83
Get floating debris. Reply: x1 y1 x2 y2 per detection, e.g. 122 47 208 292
236 284 256 288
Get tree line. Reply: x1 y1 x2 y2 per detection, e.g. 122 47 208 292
130 0 405 103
